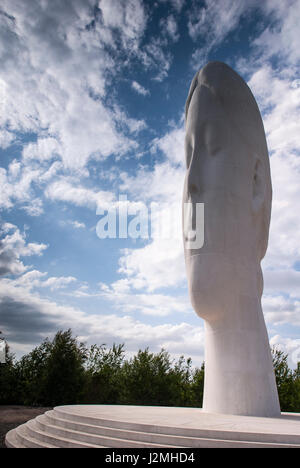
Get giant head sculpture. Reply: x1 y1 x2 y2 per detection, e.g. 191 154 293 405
183 62 280 416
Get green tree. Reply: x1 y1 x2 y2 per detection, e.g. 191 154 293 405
0 341 18 404
272 347 298 412
15 337 52 405
42 329 87 406
168 355 195 407
16 329 87 406
2 331 300 412
290 362 300 412
190 363 205 407
84 343 125 403
120 348 174 405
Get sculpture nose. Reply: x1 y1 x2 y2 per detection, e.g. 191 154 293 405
188 181 198 195
186 170 200 197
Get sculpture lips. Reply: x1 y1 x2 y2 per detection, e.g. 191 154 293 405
183 200 196 242
183 200 204 250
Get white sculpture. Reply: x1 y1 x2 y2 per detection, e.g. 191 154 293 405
183 62 281 417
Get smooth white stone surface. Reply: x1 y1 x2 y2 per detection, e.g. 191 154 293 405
183 61 280 417
5 405 300 448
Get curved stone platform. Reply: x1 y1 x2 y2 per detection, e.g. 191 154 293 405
5 405 300 448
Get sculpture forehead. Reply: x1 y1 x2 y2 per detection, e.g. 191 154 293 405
186 61 268 160
186 83 228 139
186 84 252 173
197 61 255 111
199 62 247 90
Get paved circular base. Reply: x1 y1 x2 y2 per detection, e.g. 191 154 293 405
5 405 300 448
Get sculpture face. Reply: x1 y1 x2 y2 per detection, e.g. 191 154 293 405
183 62 272 323
182 63 280 417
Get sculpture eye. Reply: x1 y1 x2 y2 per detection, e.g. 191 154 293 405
252 158 265 211
185 138 193 169
203 117 228 157
204 123 222 156
208 144 222 156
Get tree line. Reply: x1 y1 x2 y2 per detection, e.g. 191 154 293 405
0 329 299 412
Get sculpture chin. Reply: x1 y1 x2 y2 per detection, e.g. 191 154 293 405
185 253 231 322
185 251 264 323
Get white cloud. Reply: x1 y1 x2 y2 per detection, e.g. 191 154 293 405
22 137 61 162
158 0 185 13
99 0 147 50
0 272 205 365
0 223 48 277
112 105 147 134
142 37 173 82
188 0 252 67
12 269 77 291
131 81 150 96
12 269 47 286
69 220 86 229
109 124 186 293
248 66 300 157
115 206 183 293
0 157 63 214
241 40 300 344
1 227 47 258
264 152 300 269
255 0 300 67
0 0 147 173
160 15 179 42
23 198 44 217
100 279 191 316
154 123 185 166
45 178 115 210
114 120 186 293
247 66 300 295
264 269 300 297
118 234 186 292
59 219 86 230
41 276 77 290
170 0 185 12
263 294 300 327
0 129 16 149
0 0 175 180
271 335 300 368
120 160 184 204
188 0 246 41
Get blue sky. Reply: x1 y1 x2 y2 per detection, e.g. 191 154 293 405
0 0 300 367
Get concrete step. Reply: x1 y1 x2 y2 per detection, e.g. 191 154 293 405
5 427 25 448
45 411 189 446
5 406 300 448
41 410 297 448
15 422 56 448
53 406 300 446
35 414 177 448
48 410 300 448
25 418 105 448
